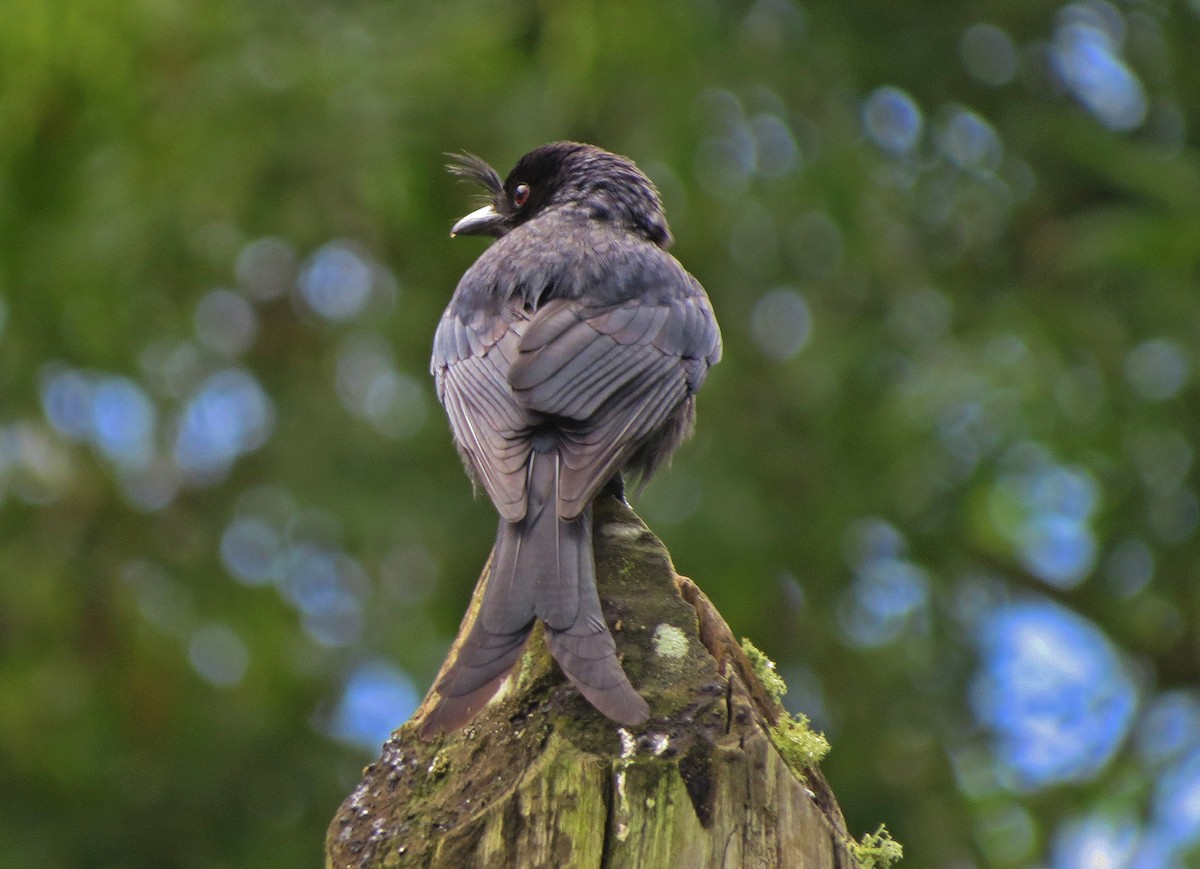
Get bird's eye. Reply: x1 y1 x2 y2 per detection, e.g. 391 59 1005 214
512 183 531 208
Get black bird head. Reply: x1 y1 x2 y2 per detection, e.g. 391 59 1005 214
447 142 673 247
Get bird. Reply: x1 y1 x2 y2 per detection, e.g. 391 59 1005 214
422 142 721 737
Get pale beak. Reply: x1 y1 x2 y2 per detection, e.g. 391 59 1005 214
450 204 505 237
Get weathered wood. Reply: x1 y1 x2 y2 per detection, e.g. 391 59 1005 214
327 495 859 869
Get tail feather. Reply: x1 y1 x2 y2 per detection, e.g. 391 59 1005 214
532 453 649 727
527 450 581 632
419 629 529 738
422 449 650 737
420 517 537 739
545 622 650 725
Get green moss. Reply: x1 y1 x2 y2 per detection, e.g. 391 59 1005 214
851 824 903 869
515 648 537 689
740 638 830 769
740 638 788 703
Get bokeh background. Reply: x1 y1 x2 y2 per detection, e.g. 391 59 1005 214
3 0 1199 866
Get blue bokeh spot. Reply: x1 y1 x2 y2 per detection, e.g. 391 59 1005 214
973 600 1137 790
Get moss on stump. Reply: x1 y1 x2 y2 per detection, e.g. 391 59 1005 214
326 496 859 869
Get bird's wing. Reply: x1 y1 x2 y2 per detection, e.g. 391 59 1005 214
509 291 720 518
432 309 534 522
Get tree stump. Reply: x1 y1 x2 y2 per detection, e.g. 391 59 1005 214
326 495 860 868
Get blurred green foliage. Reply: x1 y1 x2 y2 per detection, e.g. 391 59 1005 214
3 0 1200 866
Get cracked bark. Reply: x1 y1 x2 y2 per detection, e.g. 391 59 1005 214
326 495 858 869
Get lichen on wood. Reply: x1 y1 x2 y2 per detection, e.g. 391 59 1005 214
851 825 904 869
740 638 831 771
326 495 871 869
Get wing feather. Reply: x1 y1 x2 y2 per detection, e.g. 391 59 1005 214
433 312 535 522
501 291 718 518
557 380 687 515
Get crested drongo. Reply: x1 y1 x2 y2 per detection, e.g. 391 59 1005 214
423 142 721 736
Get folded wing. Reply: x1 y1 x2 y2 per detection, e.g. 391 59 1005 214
432 312 532 522
509 291 720 519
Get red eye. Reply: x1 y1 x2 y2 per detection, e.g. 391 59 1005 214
513 183 531 207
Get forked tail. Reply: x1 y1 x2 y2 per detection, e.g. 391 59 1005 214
421 449 648 737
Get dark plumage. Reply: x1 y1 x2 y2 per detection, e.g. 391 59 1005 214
423 142 721 737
